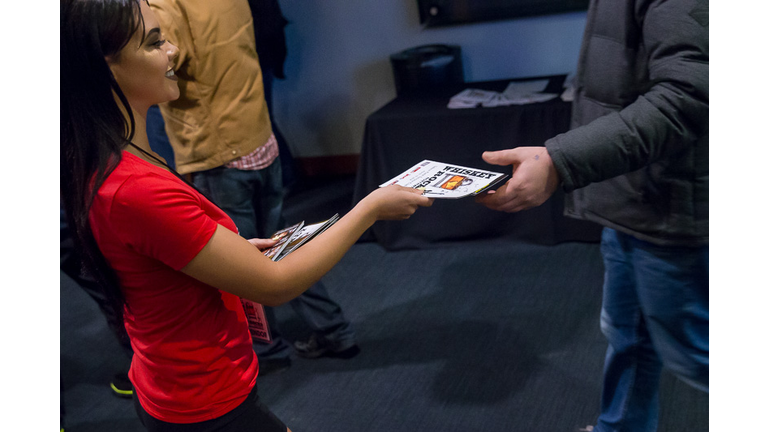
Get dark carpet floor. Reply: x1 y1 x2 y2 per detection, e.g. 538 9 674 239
60 175 708 431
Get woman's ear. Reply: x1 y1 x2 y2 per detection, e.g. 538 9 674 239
105 55 124 87
104 54 119 74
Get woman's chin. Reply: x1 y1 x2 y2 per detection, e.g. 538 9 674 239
166 87 181 103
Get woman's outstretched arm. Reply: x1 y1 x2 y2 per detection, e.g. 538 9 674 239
181 185 432 306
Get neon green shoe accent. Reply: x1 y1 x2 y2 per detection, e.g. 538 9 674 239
110 382 134 397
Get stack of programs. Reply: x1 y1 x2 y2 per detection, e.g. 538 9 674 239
263 214 341 262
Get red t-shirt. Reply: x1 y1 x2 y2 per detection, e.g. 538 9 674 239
89 151 258 423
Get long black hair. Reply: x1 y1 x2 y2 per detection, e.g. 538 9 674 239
60 0 146 327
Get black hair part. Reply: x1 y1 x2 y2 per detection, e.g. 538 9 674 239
60 0 146 333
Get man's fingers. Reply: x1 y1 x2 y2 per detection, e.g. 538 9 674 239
476 183 512 209
496 200 526 213
479 195 526 213
475 181 533 213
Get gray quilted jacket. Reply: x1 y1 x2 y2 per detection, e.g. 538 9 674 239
546 0 709 246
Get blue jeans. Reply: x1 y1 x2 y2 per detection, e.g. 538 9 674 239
146 105 176 170
193 161 355 361
596 228 708 432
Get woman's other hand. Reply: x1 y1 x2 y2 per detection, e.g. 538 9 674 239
247 237 278 251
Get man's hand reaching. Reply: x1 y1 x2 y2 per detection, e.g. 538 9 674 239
475 146 561 213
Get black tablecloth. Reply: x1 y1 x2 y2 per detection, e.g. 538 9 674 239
353 77 601 250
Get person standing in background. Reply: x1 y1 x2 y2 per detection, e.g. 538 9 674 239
149 0 361 374
476 1 708 431
248 0 299 190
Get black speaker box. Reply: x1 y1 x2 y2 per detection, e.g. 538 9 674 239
390 44 464 95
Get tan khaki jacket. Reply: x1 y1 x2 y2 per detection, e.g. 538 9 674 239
150 0 273 175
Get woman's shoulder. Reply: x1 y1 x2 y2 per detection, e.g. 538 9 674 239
102 153 191 205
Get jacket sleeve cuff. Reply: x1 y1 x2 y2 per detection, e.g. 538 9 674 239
545 137 577 193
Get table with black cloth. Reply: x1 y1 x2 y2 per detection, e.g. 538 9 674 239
353 76 602 250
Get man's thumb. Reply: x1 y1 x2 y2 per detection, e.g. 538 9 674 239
482 149 520 167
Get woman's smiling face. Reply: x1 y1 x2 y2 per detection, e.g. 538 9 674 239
107 1 179 114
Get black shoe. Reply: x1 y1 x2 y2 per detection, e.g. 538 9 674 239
110 373 133 398
294 334 360 359
259 357 292 376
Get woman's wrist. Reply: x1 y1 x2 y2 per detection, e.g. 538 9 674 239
351 196 379 226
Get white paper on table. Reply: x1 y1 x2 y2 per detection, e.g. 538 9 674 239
448 88 499 109
479 93 509 108
504 93 559 105
449 81 559 108
560 86 575 102
448 100 483 109
501 79 550 98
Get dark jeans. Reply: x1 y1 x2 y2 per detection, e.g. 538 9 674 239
134 384 286 432
193 162 286 238
595 228 708 432
146 105 176 170
193 162 355 361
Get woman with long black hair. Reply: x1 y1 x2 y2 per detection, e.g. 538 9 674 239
60 1 432 430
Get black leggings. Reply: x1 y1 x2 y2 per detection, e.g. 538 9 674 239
134 384 287 432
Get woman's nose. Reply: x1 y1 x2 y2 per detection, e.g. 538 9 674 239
166 41 179 64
